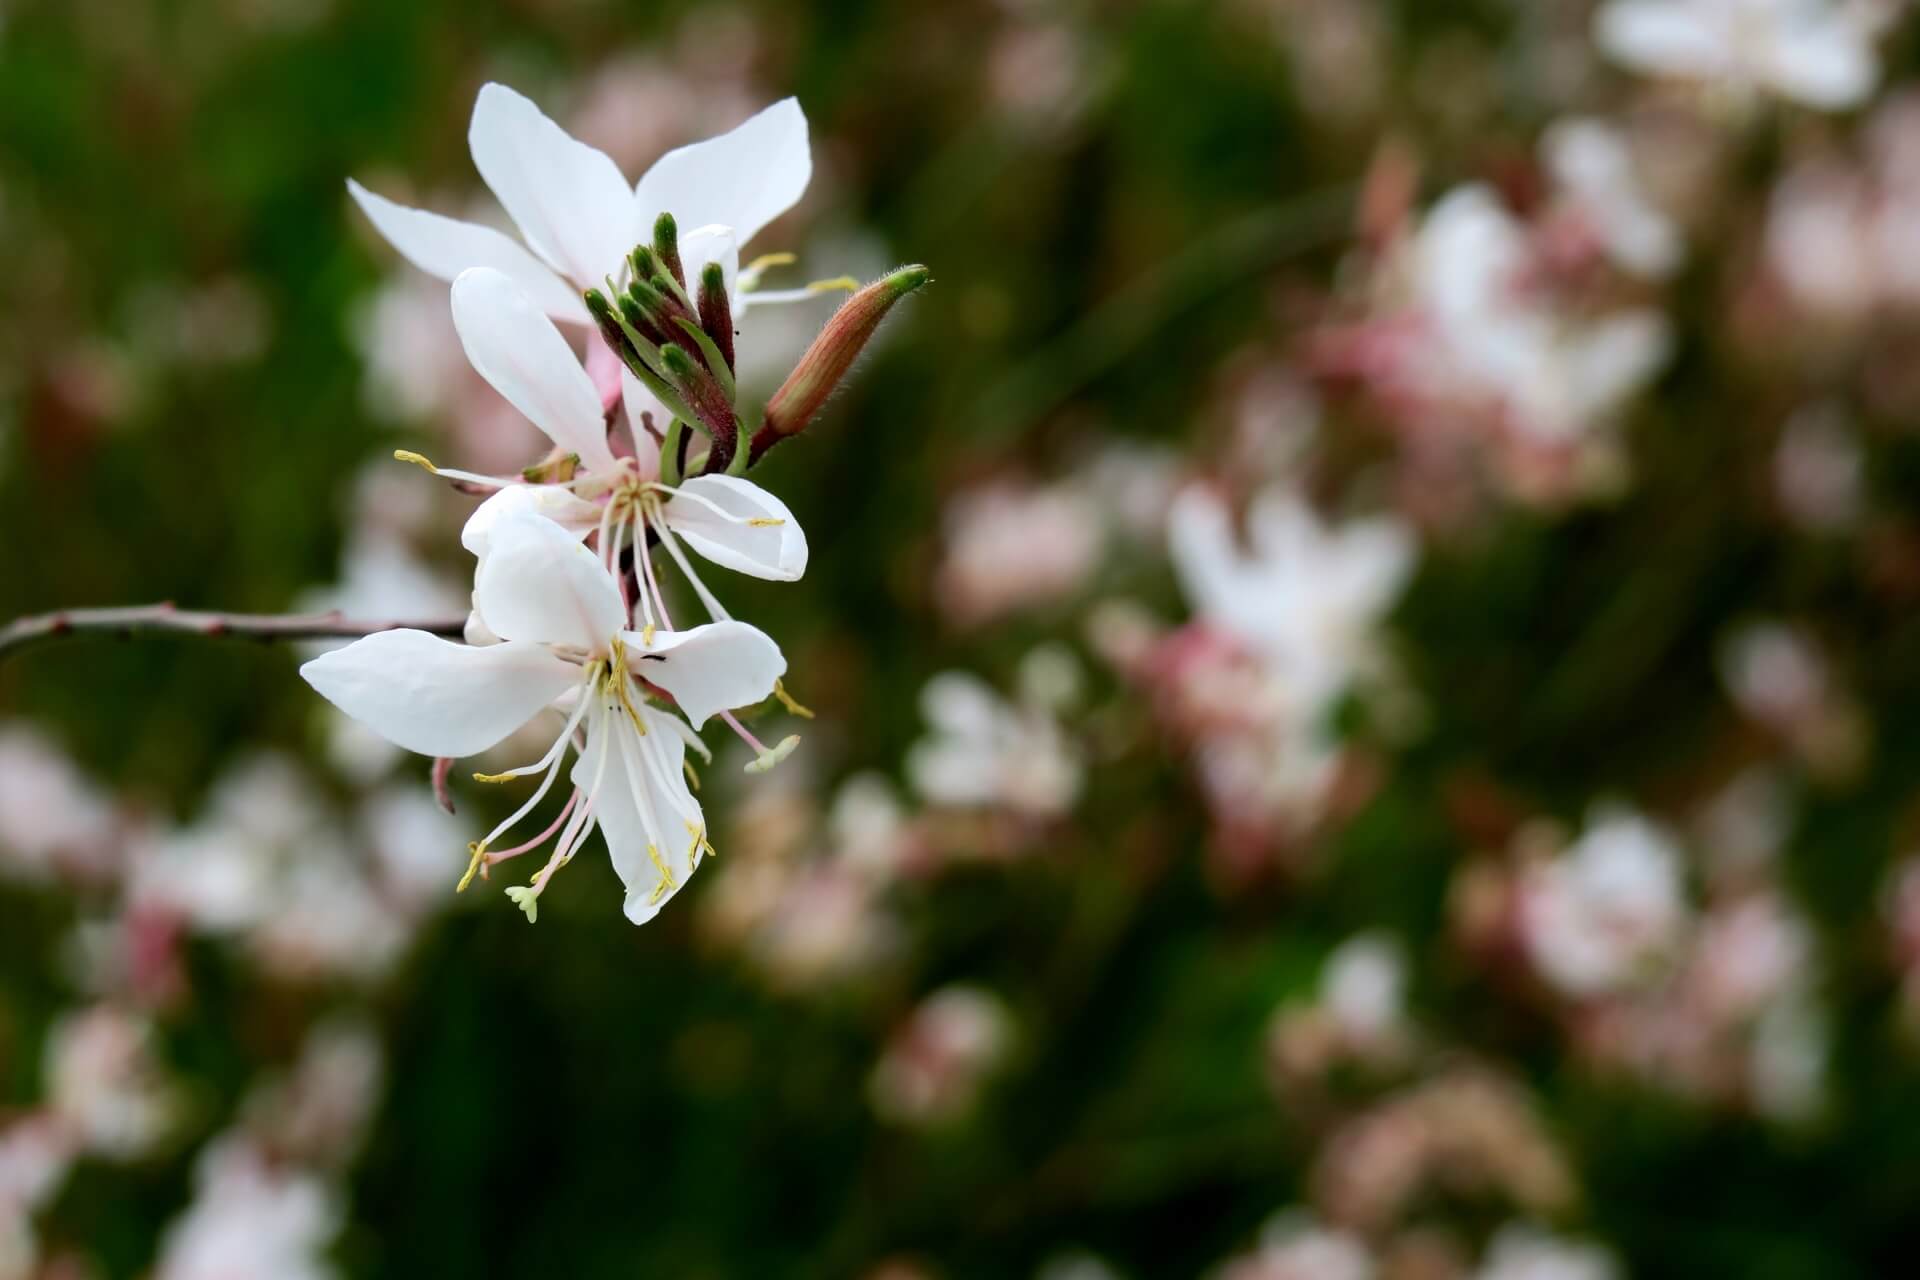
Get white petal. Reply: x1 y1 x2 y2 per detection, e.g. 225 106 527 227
679 223 741 309
1167 487 1250 626
345 180 588 323
1761 27 1876 109
621 621 784 729
620 368 667 482
1594 3 1727 78
300 631 577 758
474 509 626 652
468 82 638 288
571 711 700 925
450 268 616 471
634 98 810 251
461 484 603 558
660 475 808 581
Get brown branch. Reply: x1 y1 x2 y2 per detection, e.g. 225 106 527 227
0 604 468 662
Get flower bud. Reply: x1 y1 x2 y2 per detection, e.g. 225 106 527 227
754 265 931 464
660 342 736 452
653 212 686 292
697 261 735 372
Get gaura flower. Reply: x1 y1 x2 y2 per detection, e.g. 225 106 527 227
1168 485 1413 719
347 83 813 327
1542 117 1684 281
410 264 808 633
1594 0 1885 110
300 508 786 924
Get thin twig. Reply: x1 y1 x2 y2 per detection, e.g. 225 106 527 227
0 604 468 662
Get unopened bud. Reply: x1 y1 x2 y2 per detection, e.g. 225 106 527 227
653 212 686 292
754 265 931 463
585 287 628 355
660 342 735 445
697 261 735 372
628 245 660 286
616 285 668 348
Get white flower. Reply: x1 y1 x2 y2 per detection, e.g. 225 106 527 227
906 670 1083 821
1543 117 1684 279
1217 1210 1375 1280
348 83 811 325
418 264 808 630
1169 485 1413 720
1595 0 1884 109
154 1136 340 1280
1519 809 1689 997
869 985 1014 1126
1401 186 1671 446
1474 1223 1620 1280
43 1005 177 1159
0 723 120 885
301 508 785 923
934 481 1104 627
1321 933 1407 1043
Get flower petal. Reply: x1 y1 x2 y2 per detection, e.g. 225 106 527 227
300 631 578 758
620 368 666 482
621 620 785 729
571 710 702 926
1761 27 1876 110
1594 3 1726 78
679 223 741 309
468 82 637 288
660 474 808 581
474 509 626 652
461 484 603 558
451 268 617 472
345 180 588 323
633 98 810 250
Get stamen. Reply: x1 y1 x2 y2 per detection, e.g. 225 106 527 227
738 251 798 293
685 821 716 863
646 843 677 905
391 450 513 489
636 505 677 628
773 679 815 720
629 507 659 632
682 759 701 791
482 790 580 867
645 482 771 527
719 709 769 755
650 504 731 621
459 695 592 883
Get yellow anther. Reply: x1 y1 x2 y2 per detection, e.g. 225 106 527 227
746 517 787 527
472 771 517 784
806 275 860 295
744 251 798 275
646 842 677 904
457 842 487 893
641 623 656 646
682 759 701 792
686 821 717 861
773 679 815 720
393 449 439 474
607 643 650 734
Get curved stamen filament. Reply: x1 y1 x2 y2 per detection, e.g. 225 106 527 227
718 709 769 755
482 790 580 869
456 694 592 891
649 503 730 621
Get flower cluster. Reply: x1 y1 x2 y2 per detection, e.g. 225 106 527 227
306 83 924 925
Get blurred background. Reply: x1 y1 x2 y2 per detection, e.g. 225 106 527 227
5 0 1920 1276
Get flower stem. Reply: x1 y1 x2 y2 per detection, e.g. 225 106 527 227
0 604 468 662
